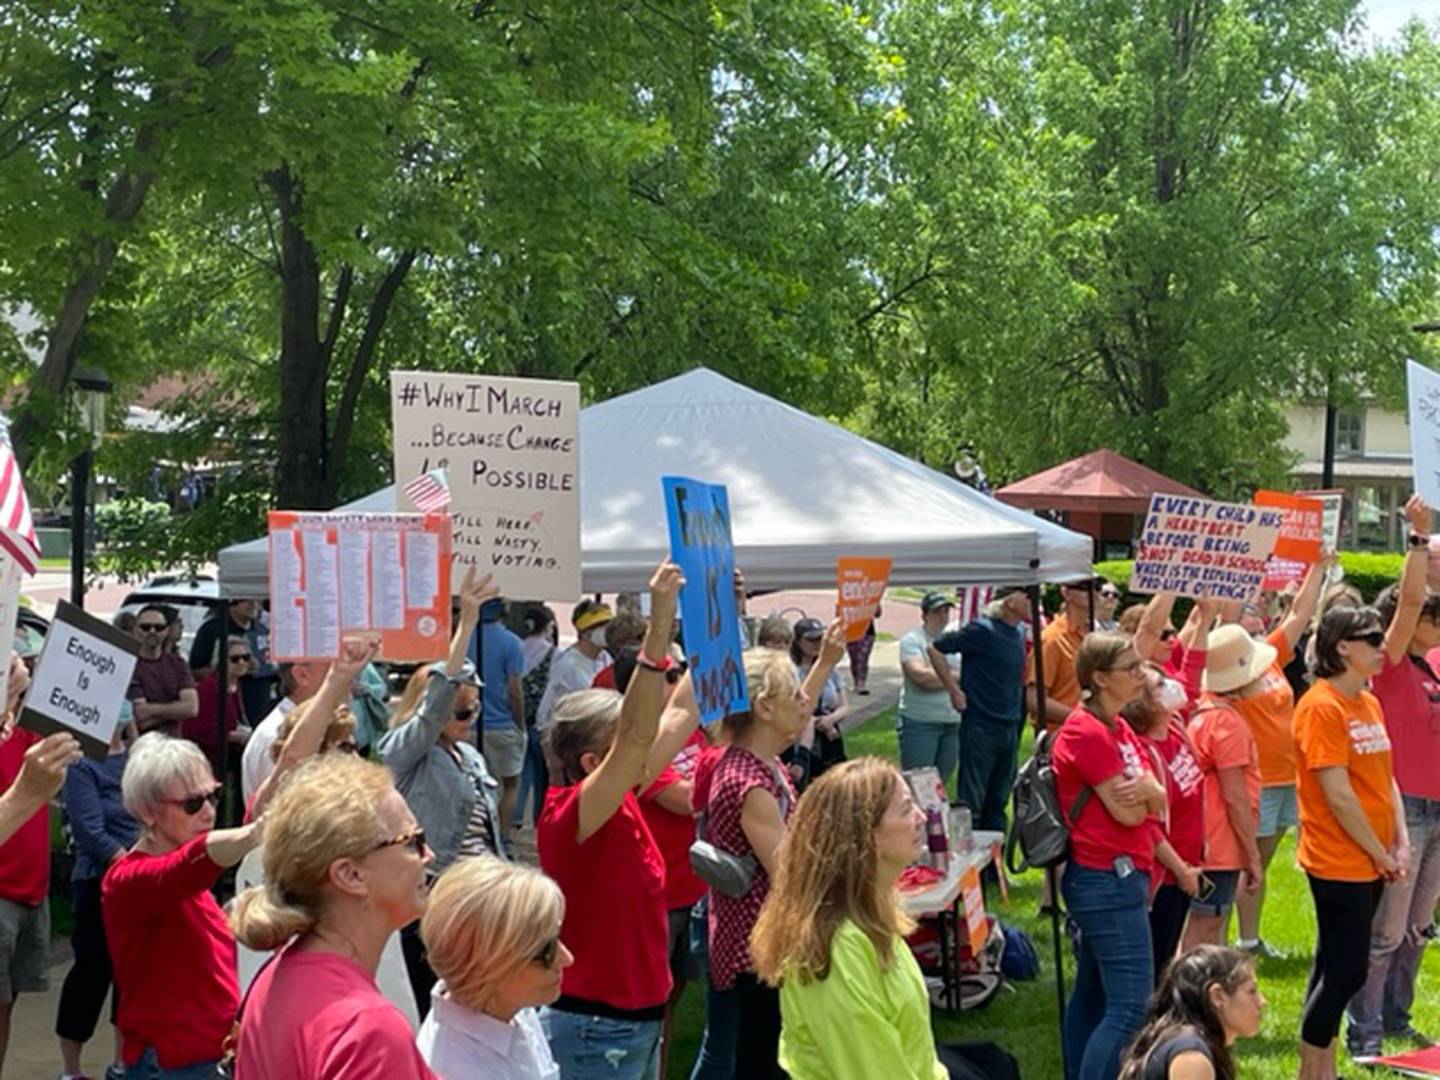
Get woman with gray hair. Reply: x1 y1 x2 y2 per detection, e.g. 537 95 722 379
101 732 262 1079
230 754 435 1078
417 855 571 1077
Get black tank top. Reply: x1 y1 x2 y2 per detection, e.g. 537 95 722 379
1141 1029 1215 1079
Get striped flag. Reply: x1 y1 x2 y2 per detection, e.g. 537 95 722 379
954 584 994 626
0 414 39 576
403 467 450 512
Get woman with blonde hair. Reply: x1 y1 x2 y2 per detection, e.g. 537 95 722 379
751 757 939 1080
691 623 846 1080
416 856 570 1077
230 754 435 1078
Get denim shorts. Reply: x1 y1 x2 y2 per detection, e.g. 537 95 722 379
1190 869 1241 917
1258 784 1298 838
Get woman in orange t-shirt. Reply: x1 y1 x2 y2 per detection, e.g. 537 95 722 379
1293 605 1408 1080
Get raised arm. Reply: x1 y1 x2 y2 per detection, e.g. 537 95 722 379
1277 556 1331 651
1382 495 1431 666
1131 592 1178 665
577 562 683 843
801 620 846 705
252 635 380 817
0 733 81 846
643 667 701 785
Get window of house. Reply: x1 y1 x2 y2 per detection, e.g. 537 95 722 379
1336 410 1363 455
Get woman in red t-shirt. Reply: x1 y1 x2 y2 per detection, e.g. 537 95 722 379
536 563 697 1080
1052 632 1167 1080
102 733 264 1076
693 624 847 1080
1122 611 1210 983
231 753 436 1079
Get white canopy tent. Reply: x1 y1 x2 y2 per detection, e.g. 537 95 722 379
217 368 1092 596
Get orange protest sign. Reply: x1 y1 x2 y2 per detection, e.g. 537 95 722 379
268 511 453 662
1254 490 1325 564
961 864 988 956
837 557 892 643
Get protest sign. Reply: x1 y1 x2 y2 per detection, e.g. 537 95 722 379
1296 488 1345 553
391 371 581 598
1408 360 1440 507
268 511 452 662
20 600 139 759
837 556 892 642
1254 490 1325 590
1131 494 1284 602
663 477 748 725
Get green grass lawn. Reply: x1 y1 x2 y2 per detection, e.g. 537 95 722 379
662 709 1440 1078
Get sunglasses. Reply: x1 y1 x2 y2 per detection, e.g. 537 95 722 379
371 828 427 858
453 706 477 722
1100 590 1119 600
228 653 253 664
532 936 562 968
137 623 167 633
1347 630 1385 648
165 787 222 815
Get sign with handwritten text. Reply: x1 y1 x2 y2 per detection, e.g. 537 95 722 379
267 511 452 662
1408 360 1440 507
1131 495 1284 601
19 600 139 760
837 556 892 642
663 477 749 725
390 371 581 598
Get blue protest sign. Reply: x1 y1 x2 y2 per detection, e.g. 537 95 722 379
662 477 749 725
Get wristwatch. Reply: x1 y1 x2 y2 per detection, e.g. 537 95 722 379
1409 532 1430 549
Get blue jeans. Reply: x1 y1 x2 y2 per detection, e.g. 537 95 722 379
1062 863 1154 1080
897 715 961 793
1347 795 1440 1051
687 982 739 1080
512 725 548 828
127 1049 220 1080
541 1008 662 1080
957 718 1021 832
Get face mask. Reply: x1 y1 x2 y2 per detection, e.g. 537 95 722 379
586 627 608 647
1158 677 1188 714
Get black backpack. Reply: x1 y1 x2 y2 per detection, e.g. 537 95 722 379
1005 729 1090 874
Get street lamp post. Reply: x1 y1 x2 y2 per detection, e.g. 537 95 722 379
70 367 110 610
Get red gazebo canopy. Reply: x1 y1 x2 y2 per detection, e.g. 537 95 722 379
996 449 1207 515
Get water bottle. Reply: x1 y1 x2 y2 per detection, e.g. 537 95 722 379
926 808 949 875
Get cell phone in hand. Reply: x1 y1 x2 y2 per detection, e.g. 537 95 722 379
1195 873 1216 903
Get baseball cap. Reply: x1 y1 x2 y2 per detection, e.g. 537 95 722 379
992 585 1026 600
793 617 824 640
920 591 955 614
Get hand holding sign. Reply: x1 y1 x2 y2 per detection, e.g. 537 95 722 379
650 560 686 625
1405 493 1432 537
332 634 382 686
14 732 82 803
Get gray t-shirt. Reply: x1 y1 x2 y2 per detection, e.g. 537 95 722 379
899 626 961 726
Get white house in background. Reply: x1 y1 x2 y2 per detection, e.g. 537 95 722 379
1283 398 1411 551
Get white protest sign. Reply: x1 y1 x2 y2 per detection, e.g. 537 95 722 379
1131 495 1285 602
391 372 581 598
1408 360 1440 507
19 600 139 759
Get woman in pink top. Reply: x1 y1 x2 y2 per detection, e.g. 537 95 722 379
231 753 437 1079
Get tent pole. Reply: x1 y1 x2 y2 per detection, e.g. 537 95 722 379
1027 584 1067 1076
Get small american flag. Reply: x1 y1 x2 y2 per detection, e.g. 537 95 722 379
0 415 39 575
403 467 450 513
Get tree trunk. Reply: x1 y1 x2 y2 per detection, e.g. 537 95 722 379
268 165 331 509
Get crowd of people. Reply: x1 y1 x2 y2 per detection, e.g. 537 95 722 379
0 500 1437 1079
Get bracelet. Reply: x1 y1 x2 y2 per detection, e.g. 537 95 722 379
635 652 671 673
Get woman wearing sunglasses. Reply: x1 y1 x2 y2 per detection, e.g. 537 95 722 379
1293 605 1407 1080
417 855 570 1078
230 754 436 1078
186 636 252 779
378 568 503 1015
101 732 263 1079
